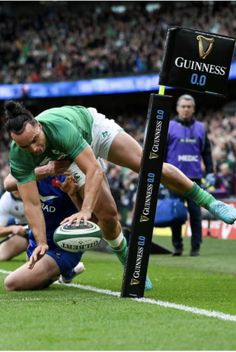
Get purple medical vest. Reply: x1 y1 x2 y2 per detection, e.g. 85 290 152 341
166 120 205 178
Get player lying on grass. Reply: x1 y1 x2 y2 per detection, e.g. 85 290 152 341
0 189 28 261
3 101 236 291
4 174 84 290
0 160 72 262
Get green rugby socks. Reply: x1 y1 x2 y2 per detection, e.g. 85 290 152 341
184 182 215 209
184 182 236 224
106 232 128 266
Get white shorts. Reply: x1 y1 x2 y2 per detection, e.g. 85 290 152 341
68 107 123 188
68 158 107 189
88 107 123 159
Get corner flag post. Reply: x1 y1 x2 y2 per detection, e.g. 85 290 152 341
121 83 173 298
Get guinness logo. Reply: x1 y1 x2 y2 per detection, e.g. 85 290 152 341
140 215 149 222
130 278 140 286
196 35 214 59
149 152 159 159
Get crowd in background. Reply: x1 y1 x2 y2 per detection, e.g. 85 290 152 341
0 1 236 83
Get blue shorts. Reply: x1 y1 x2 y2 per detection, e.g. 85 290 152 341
27 243 83 277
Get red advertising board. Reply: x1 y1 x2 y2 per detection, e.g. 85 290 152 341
185 200 236 240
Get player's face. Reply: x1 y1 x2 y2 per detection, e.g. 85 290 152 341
177 99 195 120
11 122 46 155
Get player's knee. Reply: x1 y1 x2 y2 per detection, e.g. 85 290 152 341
96 207 119 234
97 206 119 224
4 275 18 291
0 251 12 261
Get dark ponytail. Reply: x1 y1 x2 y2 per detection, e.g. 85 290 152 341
4 100 35 134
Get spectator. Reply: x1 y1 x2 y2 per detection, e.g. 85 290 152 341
214 162 236 198
107 164 124 219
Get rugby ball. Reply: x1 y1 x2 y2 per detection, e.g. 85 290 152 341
53 221 102 252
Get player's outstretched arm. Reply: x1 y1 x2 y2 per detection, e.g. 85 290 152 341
17 181 48 268
72 146 104 223
34 160 72 180
4 160 72 192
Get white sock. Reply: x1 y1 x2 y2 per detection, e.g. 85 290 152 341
105 231 124 249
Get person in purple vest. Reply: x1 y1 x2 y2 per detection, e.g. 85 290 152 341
166 94 215 256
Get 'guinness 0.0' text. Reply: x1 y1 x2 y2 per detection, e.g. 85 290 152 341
175 57 227 76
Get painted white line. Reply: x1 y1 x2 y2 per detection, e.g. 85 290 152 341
1 268 236 322
54 281 236 322
0 269 11 274
55 281 120 297
136 297 236 322
0 297 43 302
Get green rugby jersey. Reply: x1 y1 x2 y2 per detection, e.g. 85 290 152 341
9 105 93 184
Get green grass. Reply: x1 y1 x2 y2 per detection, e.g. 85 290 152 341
0 236 236 350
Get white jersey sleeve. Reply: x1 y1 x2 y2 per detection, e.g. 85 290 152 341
0 191 27 226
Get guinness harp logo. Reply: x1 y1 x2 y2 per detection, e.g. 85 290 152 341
140 215 149 222
196 35 214 59
130 278 140 286
149 152 159 159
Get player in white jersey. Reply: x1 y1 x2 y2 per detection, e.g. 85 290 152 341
0 190 28 260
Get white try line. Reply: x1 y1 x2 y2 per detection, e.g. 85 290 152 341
1 268 236 322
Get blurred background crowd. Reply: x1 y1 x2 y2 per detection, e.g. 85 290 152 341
0 1 236 227
0 1 236 83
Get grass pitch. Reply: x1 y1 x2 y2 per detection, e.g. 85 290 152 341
0 236 236 350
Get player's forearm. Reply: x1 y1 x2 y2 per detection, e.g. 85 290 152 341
82 167 104 213
35 160 72 180
24 203 47 245
4 163 68 191
34 164 51 180
17 181 47 245
0 226 14 237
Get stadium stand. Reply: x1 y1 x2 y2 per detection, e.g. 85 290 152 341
0 1 235 83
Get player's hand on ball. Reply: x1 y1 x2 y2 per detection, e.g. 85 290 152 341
61 210 92 226
28 243 49 269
